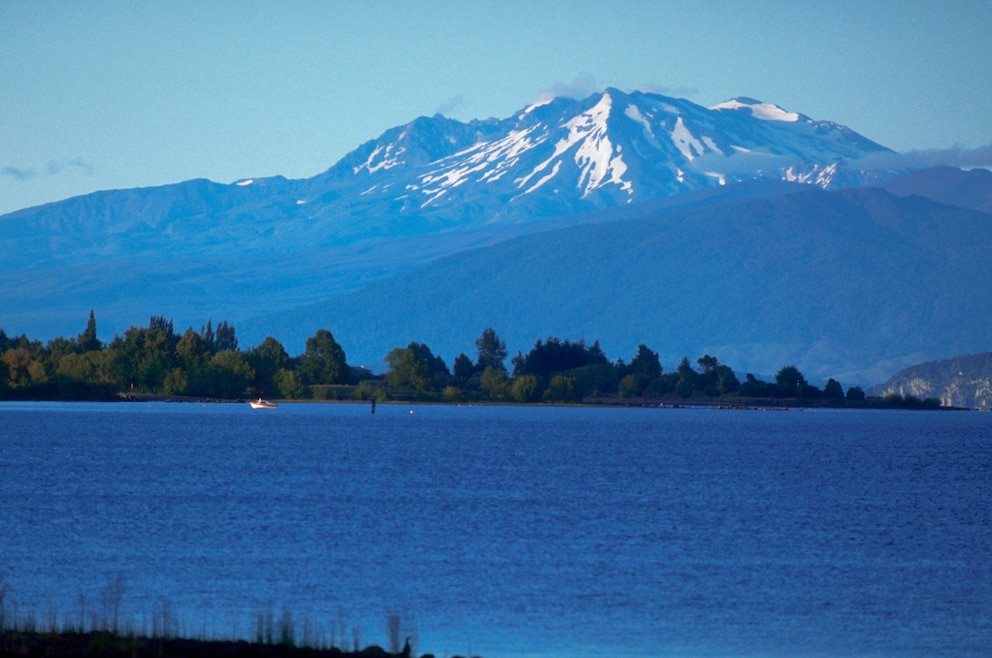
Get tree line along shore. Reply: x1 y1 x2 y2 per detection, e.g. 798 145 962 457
0 311 944 408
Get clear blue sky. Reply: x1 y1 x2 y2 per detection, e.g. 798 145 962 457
2 0 990 216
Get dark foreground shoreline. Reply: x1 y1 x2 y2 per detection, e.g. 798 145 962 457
0 631 453 658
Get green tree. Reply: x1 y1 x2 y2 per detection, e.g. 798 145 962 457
0 358 9 397
299 329 348 385
619 374 640 398
45 336 78 374
631 344 662 380
407 342 450 389
114 319 178 392
692 354 738 396
55 352 98 384
3 345 42 387
162 367 189 395
175 329 210 370
510 374 540 402
247 336 290 397
78 310 101 352
55 351 109 398
823 378 844 399
480 365 510 400
442 385 463 402
569 362 619 397
846 385 866 401
204 350 253 398
452 352 475 386
512 337 608 380
775 365 808 398
475 327 508 372
696 354 718 373
546 374 579 402
385 346 431 391
214 320 238 352
740 373 775 397
275 368 306 399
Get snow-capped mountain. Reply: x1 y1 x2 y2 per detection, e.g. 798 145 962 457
296 88 893 232
9 87 973 385
1 88 895 252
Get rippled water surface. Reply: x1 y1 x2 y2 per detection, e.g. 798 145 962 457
1 402 990 657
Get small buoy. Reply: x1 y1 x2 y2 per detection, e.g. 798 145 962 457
410 409 414 414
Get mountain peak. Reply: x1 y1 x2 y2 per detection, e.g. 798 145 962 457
295 88 894 228
710 97 803 122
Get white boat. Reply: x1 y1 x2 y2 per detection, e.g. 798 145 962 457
249 398 277 409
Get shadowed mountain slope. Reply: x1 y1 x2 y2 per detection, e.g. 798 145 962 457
251 186 992 384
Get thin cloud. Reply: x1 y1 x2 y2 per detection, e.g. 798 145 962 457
46 158 94 176
435 94 467 117
637 83 700 99
1 159 93 182
853 145 992 170
1 166 36 181
532 73 600 104
693 150 804 175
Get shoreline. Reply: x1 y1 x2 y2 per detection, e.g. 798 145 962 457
0 630 449 658
0 392 970 411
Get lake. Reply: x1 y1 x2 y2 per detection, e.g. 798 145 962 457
1 401 989 657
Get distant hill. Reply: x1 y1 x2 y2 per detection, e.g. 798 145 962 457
879 165 992 214
874 353 992 409
250 185 992 385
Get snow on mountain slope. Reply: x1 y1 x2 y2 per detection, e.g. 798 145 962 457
296 88 894 231
710 97 803 122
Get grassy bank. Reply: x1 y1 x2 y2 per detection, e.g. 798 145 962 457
0 583 451 658
0 629 429 657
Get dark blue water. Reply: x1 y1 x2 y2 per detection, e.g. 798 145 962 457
1 402 990 657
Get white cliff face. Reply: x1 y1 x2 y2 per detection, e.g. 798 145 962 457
878 354 992 409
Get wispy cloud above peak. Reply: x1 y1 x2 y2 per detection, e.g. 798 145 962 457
532 74 601 104
435 94 467 117
636 83 701 99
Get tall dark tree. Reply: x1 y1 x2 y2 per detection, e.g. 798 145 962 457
630 344 662 380
247 336 290 396
78 310 101 352
692 354 738 396
215 321 238 352
113 321 177 392
149 316 175 338
452 352 475 386
823 378 844 399
775 365 808 398
475 327 508 372
199 320 215 351
407 342 450 388
512 337 608 380
696 354 718 373
740 373 776 397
